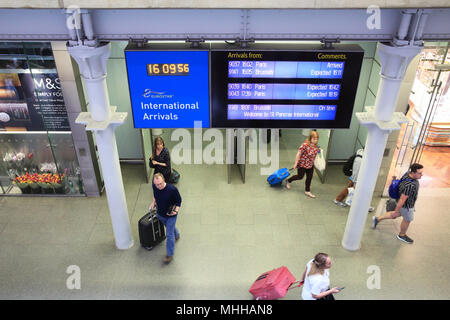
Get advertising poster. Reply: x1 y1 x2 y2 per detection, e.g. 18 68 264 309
0 72 70 131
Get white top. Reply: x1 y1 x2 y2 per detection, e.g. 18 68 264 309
301 259 330 300
351 149 364 184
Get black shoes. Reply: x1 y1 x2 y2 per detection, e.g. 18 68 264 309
372 216 413 244
397 234 414 244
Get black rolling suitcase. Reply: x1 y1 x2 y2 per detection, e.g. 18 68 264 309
138 208 166 250
168 168 180 184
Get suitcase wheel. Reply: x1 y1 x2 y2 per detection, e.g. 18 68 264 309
143 245 154 251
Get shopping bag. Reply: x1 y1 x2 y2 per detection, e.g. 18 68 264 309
314 149 325 171
345 187 355 206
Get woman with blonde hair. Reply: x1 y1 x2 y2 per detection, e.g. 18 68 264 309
300 253 341 300
285 130 320 198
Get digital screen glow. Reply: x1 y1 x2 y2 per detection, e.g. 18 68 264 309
125 49 210 128
211 45 364 128
227 83 341 100
228 61 344 79
228 104 337 120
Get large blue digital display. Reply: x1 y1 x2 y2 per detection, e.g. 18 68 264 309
124 49 210 128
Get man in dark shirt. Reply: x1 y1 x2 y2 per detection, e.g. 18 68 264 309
149 173 182 263
372 163 423 244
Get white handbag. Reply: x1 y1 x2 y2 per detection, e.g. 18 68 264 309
345 187 355 206
314 149 325 171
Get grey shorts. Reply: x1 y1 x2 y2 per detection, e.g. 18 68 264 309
399 207 415 222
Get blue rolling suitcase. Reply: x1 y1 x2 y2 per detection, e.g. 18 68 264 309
267 168 292 186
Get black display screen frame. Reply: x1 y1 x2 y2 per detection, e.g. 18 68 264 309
211 44 364 129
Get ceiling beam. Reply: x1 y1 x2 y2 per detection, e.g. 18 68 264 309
0 8 449 42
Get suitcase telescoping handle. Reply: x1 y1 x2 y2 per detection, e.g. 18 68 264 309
148 207 157 220
288 280 304 290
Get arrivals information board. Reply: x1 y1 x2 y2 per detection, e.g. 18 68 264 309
211 44 364 128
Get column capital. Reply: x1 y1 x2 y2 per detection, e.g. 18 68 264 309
68 42 112 121
75 106 127 132
376 42 422 80
66 42 111 80
357 106 409 132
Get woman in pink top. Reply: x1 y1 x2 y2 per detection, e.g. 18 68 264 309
286 130 320 198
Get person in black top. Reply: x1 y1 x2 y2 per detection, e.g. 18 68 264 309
372 163 423 244
149 173 182 263
149 136 171 182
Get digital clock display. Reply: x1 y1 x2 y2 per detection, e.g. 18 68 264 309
147 63 189 76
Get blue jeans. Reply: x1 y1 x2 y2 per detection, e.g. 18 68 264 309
157 214 179 257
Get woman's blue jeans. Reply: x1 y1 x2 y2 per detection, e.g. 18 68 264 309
157 214 179 257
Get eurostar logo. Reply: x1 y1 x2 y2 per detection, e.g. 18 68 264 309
143 89 166 98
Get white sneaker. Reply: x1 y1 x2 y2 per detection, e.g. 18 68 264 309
333 199 347 207
368 206 375 212
372 216 379 229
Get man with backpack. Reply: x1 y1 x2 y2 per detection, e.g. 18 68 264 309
334 149 374 211
371 163 424 244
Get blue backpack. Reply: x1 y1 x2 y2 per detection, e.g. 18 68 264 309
388 176 414 199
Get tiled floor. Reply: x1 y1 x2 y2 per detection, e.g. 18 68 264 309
0 134 449 300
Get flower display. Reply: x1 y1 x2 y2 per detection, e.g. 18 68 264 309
3 151 25 163
3 151 73 195
16 152 25 161
38 173 54 189
13 173 64 190
40 162 57 173
3 152 13 162
13 174 31 189
2 151 35 176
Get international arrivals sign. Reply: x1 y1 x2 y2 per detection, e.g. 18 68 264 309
124 46 210 128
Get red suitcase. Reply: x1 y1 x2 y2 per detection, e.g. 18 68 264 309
249 266 303 300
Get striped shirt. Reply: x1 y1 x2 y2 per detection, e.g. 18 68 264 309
398 173 420 209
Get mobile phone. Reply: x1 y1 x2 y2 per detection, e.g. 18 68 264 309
337 287 345 291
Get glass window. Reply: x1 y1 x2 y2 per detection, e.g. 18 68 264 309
0 42 84 196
